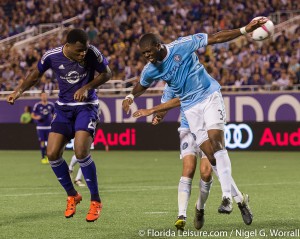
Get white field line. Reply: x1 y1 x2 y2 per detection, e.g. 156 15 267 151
0 181 299 197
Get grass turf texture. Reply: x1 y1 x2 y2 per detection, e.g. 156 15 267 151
0 151 299 239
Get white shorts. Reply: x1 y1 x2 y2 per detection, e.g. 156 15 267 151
184 91 226 146
178 128 206 159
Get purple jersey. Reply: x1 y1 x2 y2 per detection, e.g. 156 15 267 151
32 101 55 127
37 45 108 105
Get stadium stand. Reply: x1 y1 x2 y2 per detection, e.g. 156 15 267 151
0 0 299 96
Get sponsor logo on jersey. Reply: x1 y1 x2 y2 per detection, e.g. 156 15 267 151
60 71 87 84
160 61 184 81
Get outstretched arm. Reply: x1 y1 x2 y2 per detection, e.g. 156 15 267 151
7 67 42 104
207 17 268 45
122 82 148 114
133 97 180 118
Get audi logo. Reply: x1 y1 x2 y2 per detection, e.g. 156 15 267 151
225 124 253 149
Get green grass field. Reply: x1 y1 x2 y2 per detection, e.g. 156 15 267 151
0 151 299 239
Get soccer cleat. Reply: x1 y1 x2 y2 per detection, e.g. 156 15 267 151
41 157 49 164
194 206 205 230
218 197 233 214
238 193 253 225
65 193 82 218
86 201 102 222
174 215 186 231
74 180 86 187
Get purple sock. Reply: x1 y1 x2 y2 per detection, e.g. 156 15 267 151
49 158 77 196
41 146 46 158
78 155 100 202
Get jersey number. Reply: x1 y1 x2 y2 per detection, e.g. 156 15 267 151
218 109 224 121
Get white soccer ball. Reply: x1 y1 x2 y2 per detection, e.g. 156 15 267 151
251 17 275 41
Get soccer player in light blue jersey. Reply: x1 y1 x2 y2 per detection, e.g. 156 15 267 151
123 18 266 224
133 85 253 229
31 92 54 164
7 29 112 222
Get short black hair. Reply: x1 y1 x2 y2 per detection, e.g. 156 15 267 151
66 28 88 45
139 33 161 47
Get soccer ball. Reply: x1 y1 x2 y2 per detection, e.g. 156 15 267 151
251 17 275 41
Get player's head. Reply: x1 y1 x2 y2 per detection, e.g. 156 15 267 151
64 28 88 63
139 33 164 64
41 91 47 102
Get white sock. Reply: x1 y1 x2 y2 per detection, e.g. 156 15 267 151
212 165 243 203
69 155 78 171
178 176 192 217
196 178 213 210
214 149 232 199
75 168 83 181
231 179 243 203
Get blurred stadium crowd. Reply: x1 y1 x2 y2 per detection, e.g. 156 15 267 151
0 0 300 95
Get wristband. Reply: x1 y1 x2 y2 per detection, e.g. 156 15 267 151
125 93 134 101
240 26 247 35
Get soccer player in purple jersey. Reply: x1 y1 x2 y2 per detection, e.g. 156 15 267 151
31 92 54 164
7 29 112 222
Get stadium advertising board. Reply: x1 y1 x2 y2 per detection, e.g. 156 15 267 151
0 92 299 123
0 122 299 151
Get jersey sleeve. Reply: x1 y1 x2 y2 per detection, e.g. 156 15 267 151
88 45 109 73
140 64 155 88
32 103 39 115
161 85 175 103
176 33 208 53
37 52 52 74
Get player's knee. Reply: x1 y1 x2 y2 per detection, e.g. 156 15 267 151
74 149 89 160
182 165 196 178
183 169 196 178
207 124 225 152
200 166 212 182
210 139 224 152
47 149 60 161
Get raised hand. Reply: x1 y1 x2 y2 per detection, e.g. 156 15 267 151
122 98 133 114
245 17 268 33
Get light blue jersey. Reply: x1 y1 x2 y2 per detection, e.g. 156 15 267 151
161 85 189 129
140 33 220 111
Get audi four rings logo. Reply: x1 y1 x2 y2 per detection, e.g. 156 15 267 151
225 124 253 149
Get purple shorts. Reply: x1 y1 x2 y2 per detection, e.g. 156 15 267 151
37 128 50 142
51 103 100 140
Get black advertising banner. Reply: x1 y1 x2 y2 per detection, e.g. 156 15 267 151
0 122 299 151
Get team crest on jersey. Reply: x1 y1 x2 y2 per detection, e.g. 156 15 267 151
182 142 188 150
173 54 182 62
